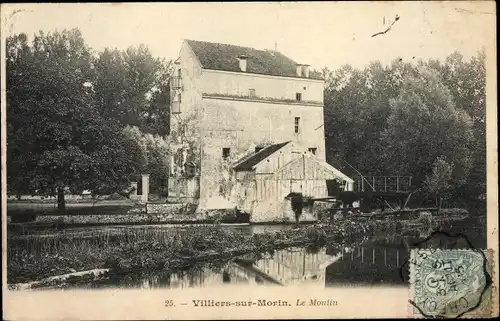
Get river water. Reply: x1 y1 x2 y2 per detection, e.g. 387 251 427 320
58 216 485 290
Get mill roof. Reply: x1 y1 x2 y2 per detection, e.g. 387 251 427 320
233 141 291 171
185 40 323 80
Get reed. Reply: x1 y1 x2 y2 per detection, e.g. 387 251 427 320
8 219 399 284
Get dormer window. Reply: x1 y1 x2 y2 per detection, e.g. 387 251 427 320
171 94 181 114
172 69 182 89
296 93 302 101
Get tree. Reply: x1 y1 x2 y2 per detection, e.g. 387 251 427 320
6 30 143 210
122 125 170 195
323 59 413 177
424 156 454 206
94 45 172 136
428 50 486 201
323 53 484 208
382 67 474 189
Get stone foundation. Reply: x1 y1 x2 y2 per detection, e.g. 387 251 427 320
146 203 191 215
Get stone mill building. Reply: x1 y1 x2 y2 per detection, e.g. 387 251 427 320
168 39 353 222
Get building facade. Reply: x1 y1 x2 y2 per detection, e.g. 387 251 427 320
168 40 352 221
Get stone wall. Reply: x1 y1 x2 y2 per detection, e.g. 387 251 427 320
146 203 190 215
168 41 204 200
199 98 327 210
201 69 324 103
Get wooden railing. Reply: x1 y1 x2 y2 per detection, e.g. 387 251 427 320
354 176 412 192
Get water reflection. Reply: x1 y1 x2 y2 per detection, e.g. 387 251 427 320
83 246 341 289
326 241 408 286
87 244 410 289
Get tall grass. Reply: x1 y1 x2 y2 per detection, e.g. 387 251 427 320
8 219 402 284
8 225 244 283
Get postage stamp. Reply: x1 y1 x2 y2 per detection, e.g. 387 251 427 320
409 249 493 318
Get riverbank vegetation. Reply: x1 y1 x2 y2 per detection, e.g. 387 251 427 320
8 217 409 285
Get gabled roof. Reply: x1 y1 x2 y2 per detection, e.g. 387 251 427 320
274 153 354 183
185 40 323 80
233 141 291 171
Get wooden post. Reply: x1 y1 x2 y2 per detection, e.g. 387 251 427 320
141 174 150 203
372 247 375 264
402 193 412 210
361 178 364 192
384 177 387 192
396 176 400 192
372 177 375 191
408 176 412 188
57 187 66 212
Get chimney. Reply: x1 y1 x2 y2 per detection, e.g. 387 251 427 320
296 64 303 77
302 65 310 78
237 55 248 72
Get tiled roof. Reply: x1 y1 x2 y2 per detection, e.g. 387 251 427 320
186 40 323 80
233 141 291 171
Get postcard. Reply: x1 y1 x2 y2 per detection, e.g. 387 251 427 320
1 2 498 319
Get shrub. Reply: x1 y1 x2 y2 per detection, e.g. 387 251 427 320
416 211 434 230
107 193 127 200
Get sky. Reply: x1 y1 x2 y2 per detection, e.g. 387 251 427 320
1 2 496 71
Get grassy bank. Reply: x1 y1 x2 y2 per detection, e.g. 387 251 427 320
8 218 390 285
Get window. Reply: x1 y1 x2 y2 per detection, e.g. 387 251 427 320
178 93 182 103
294 117 300 134
296 92 302 101
249 88 256 97
255 146 264 153
222 148 231 160
184 162 196 178
308 148 317 155
177 69 182 78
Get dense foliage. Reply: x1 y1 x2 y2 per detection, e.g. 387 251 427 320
122 125 170 194
6 29 171 201
323 51 486 205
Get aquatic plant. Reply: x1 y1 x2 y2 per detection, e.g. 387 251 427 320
415 211 435 231
8 218 413 285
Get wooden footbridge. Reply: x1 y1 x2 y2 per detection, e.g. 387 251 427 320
354 175 412 193
314 175 421 214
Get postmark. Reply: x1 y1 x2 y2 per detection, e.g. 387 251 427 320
409 248 493 318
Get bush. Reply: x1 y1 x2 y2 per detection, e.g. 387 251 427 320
304 227 327 246
107 193 127 200
416 211 434 230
